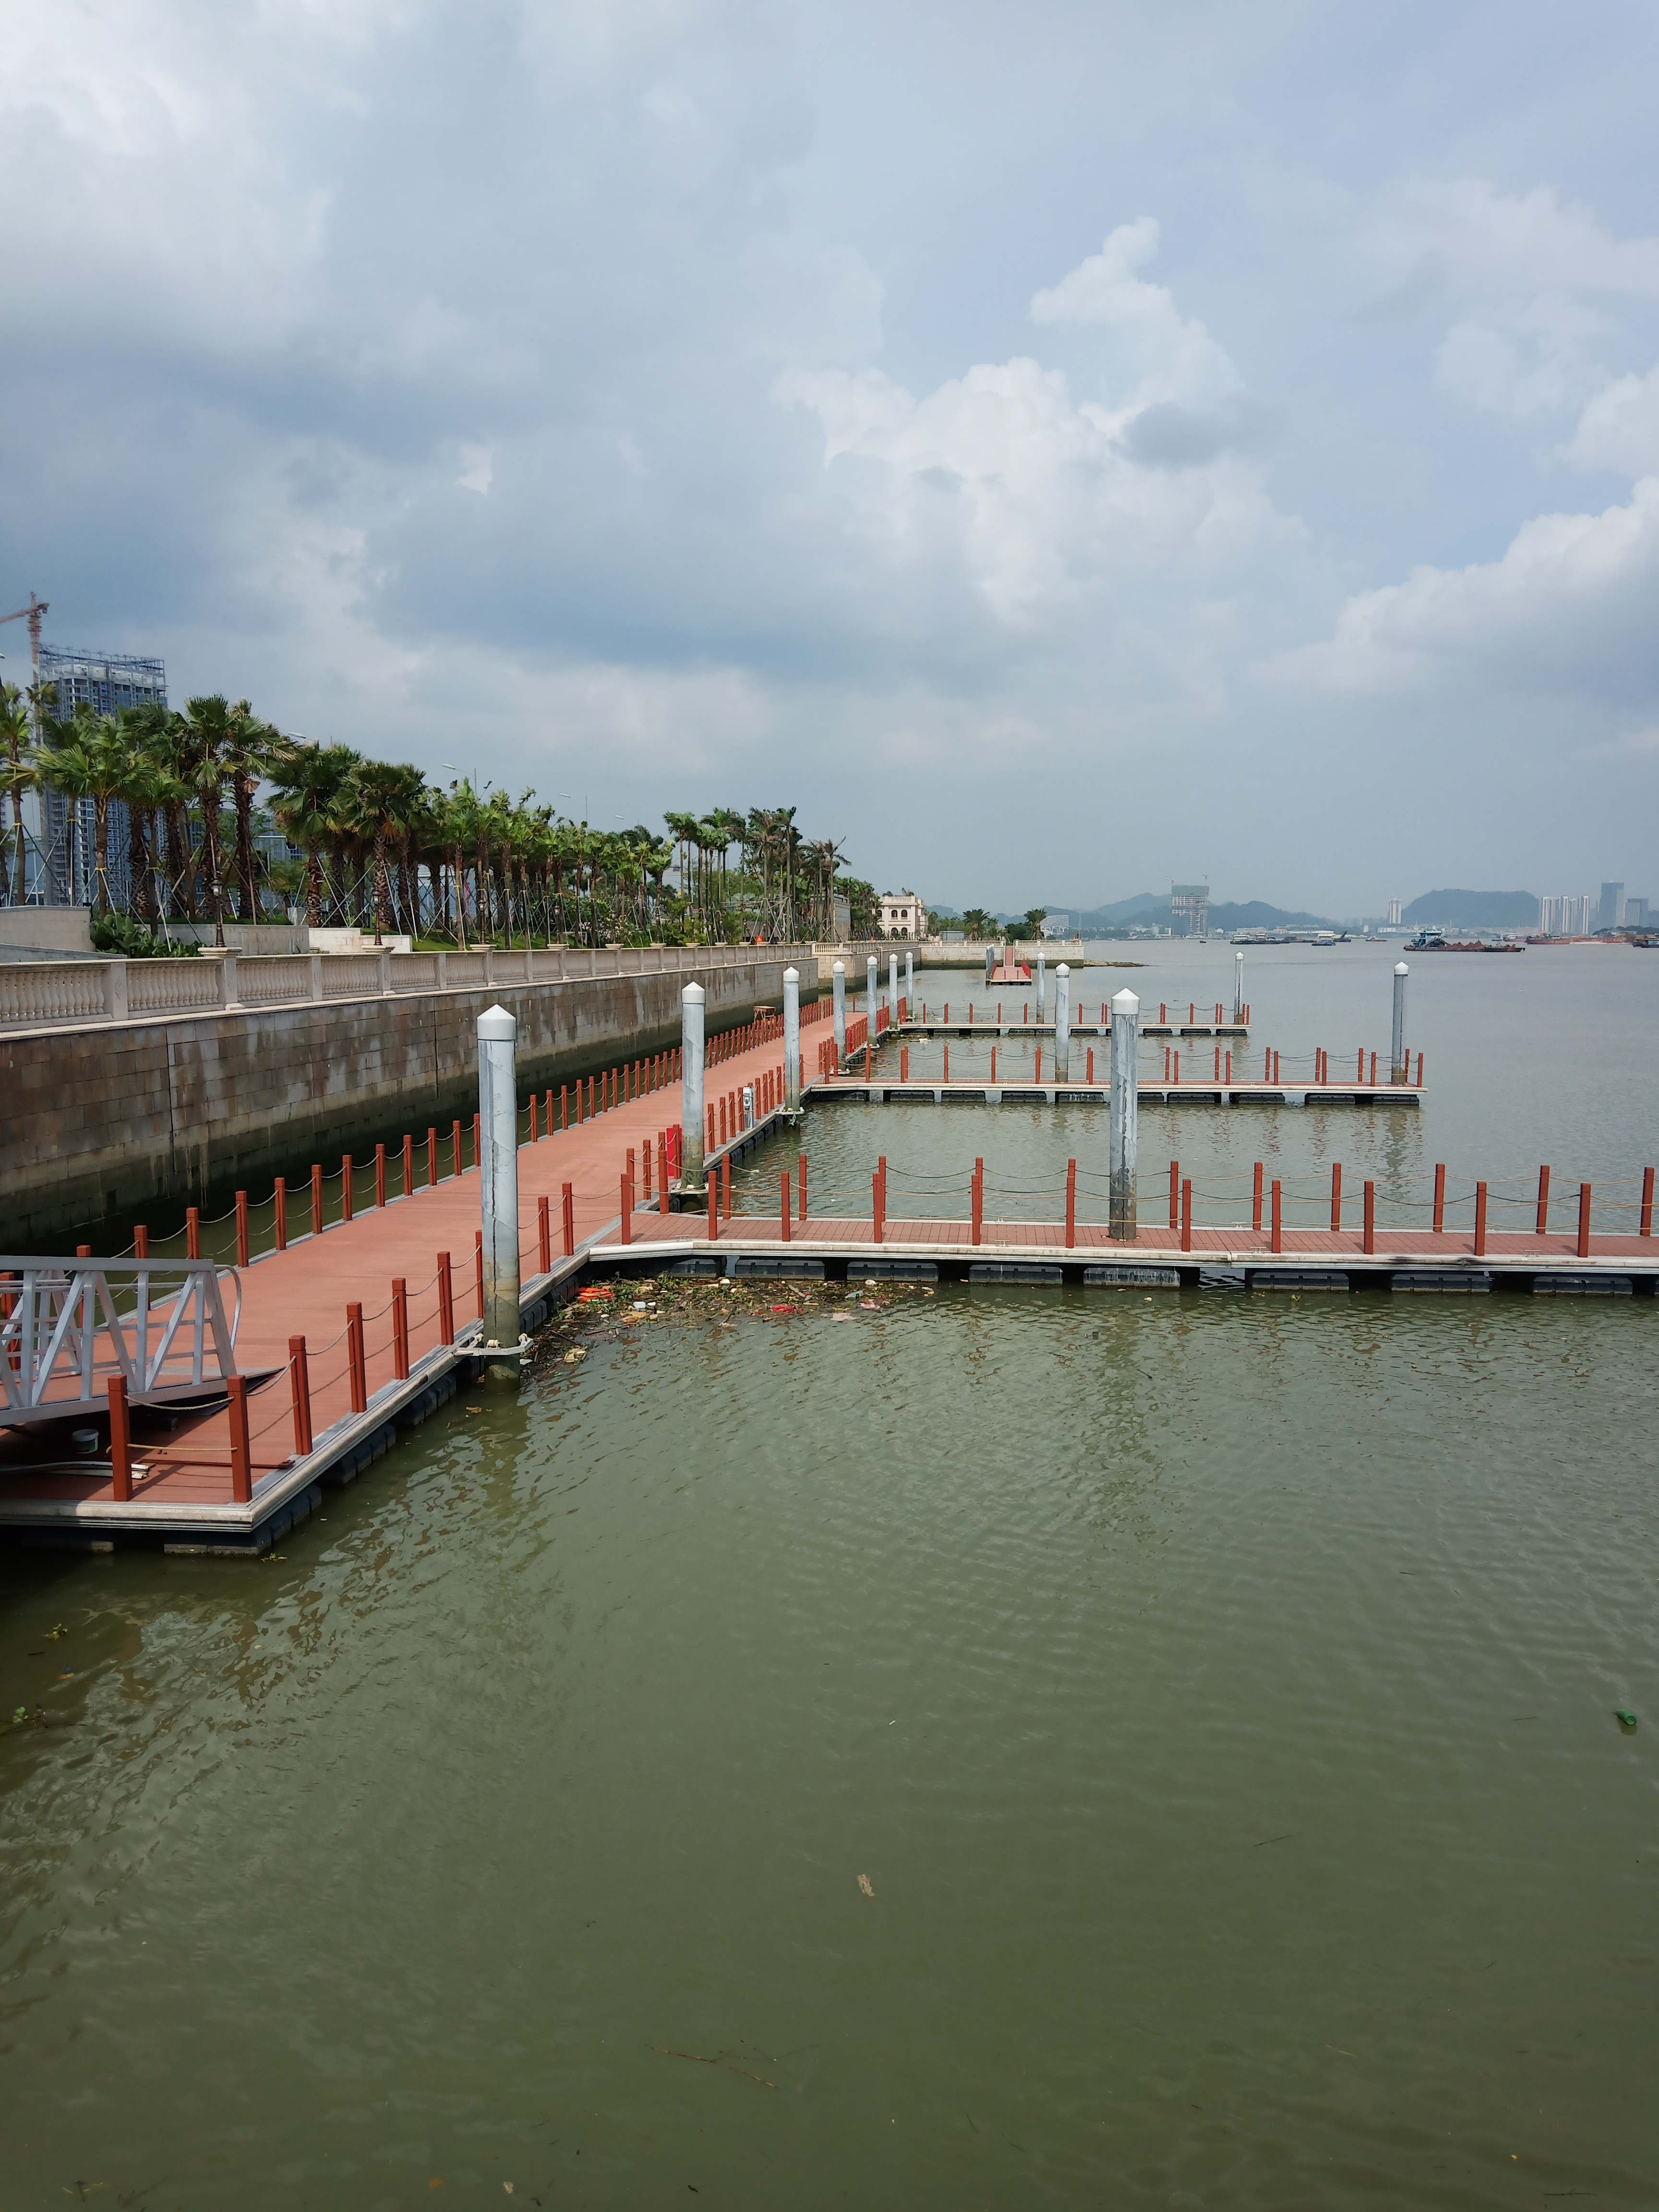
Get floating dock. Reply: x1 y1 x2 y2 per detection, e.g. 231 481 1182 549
0 1001 1641 1553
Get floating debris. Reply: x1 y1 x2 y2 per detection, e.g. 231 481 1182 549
857 1874 874 1897
1616 1709 1638 1731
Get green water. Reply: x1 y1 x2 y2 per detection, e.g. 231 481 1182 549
3 1283 1657 2207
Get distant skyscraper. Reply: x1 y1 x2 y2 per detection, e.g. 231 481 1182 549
1170 882 1209 937
1387 898 1402 926
33 644 168 905
1599 880 1625 931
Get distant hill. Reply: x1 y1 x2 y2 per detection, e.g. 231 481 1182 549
1209 900 1338 932
1403 889 1538 928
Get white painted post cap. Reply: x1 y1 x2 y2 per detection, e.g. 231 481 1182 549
833 960 844 973
1057 962 1070 976
1112 987 1140 1015
477 1003 516 1040
683 981 705 1003
1395 961 1409 974
784 966 798 981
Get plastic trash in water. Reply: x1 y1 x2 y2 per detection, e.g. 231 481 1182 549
1615 1709 1638 1731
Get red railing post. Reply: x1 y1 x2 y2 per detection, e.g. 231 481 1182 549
1643 1166 1655 1238
1473 1183 1486 1257
530 1094 540 1142
186 1206 201 1260
1331 1163 1342 1233
134 1224 149 1258
539 1194 552 1272
346 1304 367 1413
403 1133 414 1194
107 1374 132 1503
289 1335 313 1456
621 1175 632 1245
312 1161 324 1234
707 1175 719 1243
274 1178 287 1251
561 1085 569 1131
1169 1159 1179 1230
1180 1178 1192 1253
428 1127 438 1187
873 1169 883 1243
1537 1166 1551 1234
1433 1163 1446 1234
1364 1180 1376 1255
1253 1162 1263 1234
1577 1183 1592 1259
562 1183 575 1257
341 1155 353 1223
452 1119 463 1175
235 1190 249 1268
1271 1180 1282 1253
660 1133 670 1215
228 1374 252 1504
438 1252 455 1343
392 1278 409 1380
375 1143 386 1208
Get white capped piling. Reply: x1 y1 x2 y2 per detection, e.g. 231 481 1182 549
985 943 994 986
1055 962 1071 1080
1109 987 1139 1240
905 948 914 1006
1234 948 1244 1023
1391 961 1409 1083
681 982 706 1191
832 960 847 1064
783 965 801 1109
743 1083 755 1131
889 951 899 1017
1036 948 1046 1015
477 1004 522 1364
866 954 878 1034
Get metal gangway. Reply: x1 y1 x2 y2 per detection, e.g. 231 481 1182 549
0 1257 242 1430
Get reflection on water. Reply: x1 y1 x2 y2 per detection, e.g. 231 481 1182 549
3 1280 1656 2208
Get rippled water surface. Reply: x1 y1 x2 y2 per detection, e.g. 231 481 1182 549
4 938 1659 2208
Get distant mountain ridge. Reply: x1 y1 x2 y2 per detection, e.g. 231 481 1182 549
1402 889 1538 927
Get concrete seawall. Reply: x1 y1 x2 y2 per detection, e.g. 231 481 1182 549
3 954 817 1243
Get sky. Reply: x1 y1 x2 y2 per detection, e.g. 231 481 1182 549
3 0 1658 914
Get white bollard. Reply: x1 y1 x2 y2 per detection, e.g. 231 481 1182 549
1036 948 1046 1016
1392 961 1409 1083
783 965 801 1109
866 954 878 1037
1234 948 1244 1023
985 943 994 986
1054 962 1071 1081
889 951 899 1019
832 960 846 1065
1109 987 1139 1240
906 949 914 1008
477 1004 521 1364
681 982 706 1192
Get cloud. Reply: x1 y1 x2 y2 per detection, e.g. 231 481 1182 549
1029 217 1239 408
1266 477 1659 700
1564 366 1659 477
1365 180 1659 426
457 443 495 495
777 228 1289 629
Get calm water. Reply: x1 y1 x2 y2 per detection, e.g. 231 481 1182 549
3 939 1658 2208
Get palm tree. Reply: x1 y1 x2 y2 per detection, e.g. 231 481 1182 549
0 682 38 905
175 696 241 944
33 704 135 914
222 700 280 923
268 740 351 929
1022 907 1047 940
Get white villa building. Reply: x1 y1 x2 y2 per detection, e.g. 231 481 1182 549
878 890 926 938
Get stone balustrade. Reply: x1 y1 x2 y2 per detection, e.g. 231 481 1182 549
0 941 816 1034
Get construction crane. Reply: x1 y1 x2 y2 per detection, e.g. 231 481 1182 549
0 591 49 705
